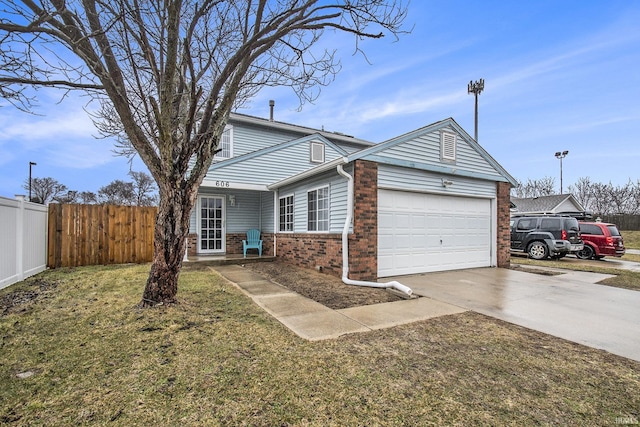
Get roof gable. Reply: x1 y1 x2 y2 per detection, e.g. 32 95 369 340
511 194 585 214
229 112 373 153
205 134 347 186
347 118 517 185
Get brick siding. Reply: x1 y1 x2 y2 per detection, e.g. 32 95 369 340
496 181 512 267
275 160 379 281
349 160 378 280
275 233 344 276
186 232 274 257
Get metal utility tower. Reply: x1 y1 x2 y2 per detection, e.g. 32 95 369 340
468 79 484 141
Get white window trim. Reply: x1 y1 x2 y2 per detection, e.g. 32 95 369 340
215 125 234 161
307 185 330 232
310 141 325 163
441 131 456 162
196 194 226 254
278 193 295 233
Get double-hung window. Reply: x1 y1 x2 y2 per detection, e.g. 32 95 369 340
216 126 233 160
308 186 329 231
279 195 294 232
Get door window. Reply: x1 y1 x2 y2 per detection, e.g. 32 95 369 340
199 196 225 252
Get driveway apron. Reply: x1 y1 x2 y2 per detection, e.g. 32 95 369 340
389 268 640 362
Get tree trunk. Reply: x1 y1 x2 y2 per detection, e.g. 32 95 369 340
140 183 195 307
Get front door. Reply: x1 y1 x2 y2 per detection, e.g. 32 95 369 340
198 196 225 254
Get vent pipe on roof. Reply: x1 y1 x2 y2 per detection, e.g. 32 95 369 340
269 100 275 121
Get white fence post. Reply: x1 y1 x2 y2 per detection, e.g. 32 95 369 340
15 195 25 283
0 195 48 289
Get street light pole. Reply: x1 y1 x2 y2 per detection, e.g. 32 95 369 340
468 78 484 141
554 150 568 194
29 161 36 202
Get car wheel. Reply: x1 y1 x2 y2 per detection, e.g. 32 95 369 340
576 245 594 260
528 241 548 260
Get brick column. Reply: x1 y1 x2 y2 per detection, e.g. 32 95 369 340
496 181 512 268
348 160 378 281
187 233 198 257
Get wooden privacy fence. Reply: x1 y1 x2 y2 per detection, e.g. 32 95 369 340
48 204 157 268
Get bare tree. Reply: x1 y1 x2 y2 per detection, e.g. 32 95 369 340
129 171 158 206
511 177 556 198
1 1 408 306
78 191 98 204
568 177 594 212
588 182 613 216
54 190 79 204
98 180 136 205
22 177 67 204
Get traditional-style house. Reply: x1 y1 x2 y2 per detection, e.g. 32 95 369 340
187 111 516 281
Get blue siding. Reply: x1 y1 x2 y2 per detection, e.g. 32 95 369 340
205 137 346 185
229 122 300 157
261 193 274 233
371 125 503 180
277 167 350 233
227 114 372 155
378 164 496 198
189 188 273 234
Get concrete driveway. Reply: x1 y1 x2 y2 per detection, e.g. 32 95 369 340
388 268 640 362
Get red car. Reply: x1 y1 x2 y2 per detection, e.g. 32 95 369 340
576 222 625 259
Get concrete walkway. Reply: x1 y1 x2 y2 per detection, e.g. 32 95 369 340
214 264 640 363
391 268 640 362
213 265 465 341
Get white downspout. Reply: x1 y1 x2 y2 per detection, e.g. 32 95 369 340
272 190 278 257
336 163 412 297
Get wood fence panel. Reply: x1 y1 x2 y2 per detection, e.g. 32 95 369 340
48 204 158 268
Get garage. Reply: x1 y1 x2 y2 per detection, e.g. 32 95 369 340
378 189 492 277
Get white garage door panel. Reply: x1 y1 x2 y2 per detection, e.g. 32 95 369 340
378 189 491 277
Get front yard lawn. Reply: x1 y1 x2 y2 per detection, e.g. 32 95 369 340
1 264 639 426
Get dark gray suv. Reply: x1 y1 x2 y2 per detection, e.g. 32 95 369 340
510 215 584 260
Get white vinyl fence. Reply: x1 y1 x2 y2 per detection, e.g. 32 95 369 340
0 195 48 289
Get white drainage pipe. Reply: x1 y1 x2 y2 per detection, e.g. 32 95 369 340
336 163 412 297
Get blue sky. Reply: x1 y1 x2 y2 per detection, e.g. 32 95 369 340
1 0 639 199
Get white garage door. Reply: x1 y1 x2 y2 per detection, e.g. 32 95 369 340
378 189 492 277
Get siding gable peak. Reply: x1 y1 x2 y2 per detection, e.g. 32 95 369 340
208 133 347 172
347 117 517 186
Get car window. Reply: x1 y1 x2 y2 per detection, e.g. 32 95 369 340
564 218 579 231
516 219 536 231
607 225 621 236
580 224 603 235
540 218 560 229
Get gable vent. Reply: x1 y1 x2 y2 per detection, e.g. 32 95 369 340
310 141 325 163
441 132 456 161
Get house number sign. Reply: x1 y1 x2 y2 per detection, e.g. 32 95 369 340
214 180 230 187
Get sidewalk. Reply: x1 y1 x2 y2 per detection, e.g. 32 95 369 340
213 265 466 341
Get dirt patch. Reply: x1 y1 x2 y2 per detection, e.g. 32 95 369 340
243 261 404 310
0 278 59 316
509 265 563 276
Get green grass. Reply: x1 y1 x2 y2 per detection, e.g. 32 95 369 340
1 264 639 426
622 230 640 250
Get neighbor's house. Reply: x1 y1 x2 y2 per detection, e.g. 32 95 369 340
511 194 585 216
187 112 517 280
